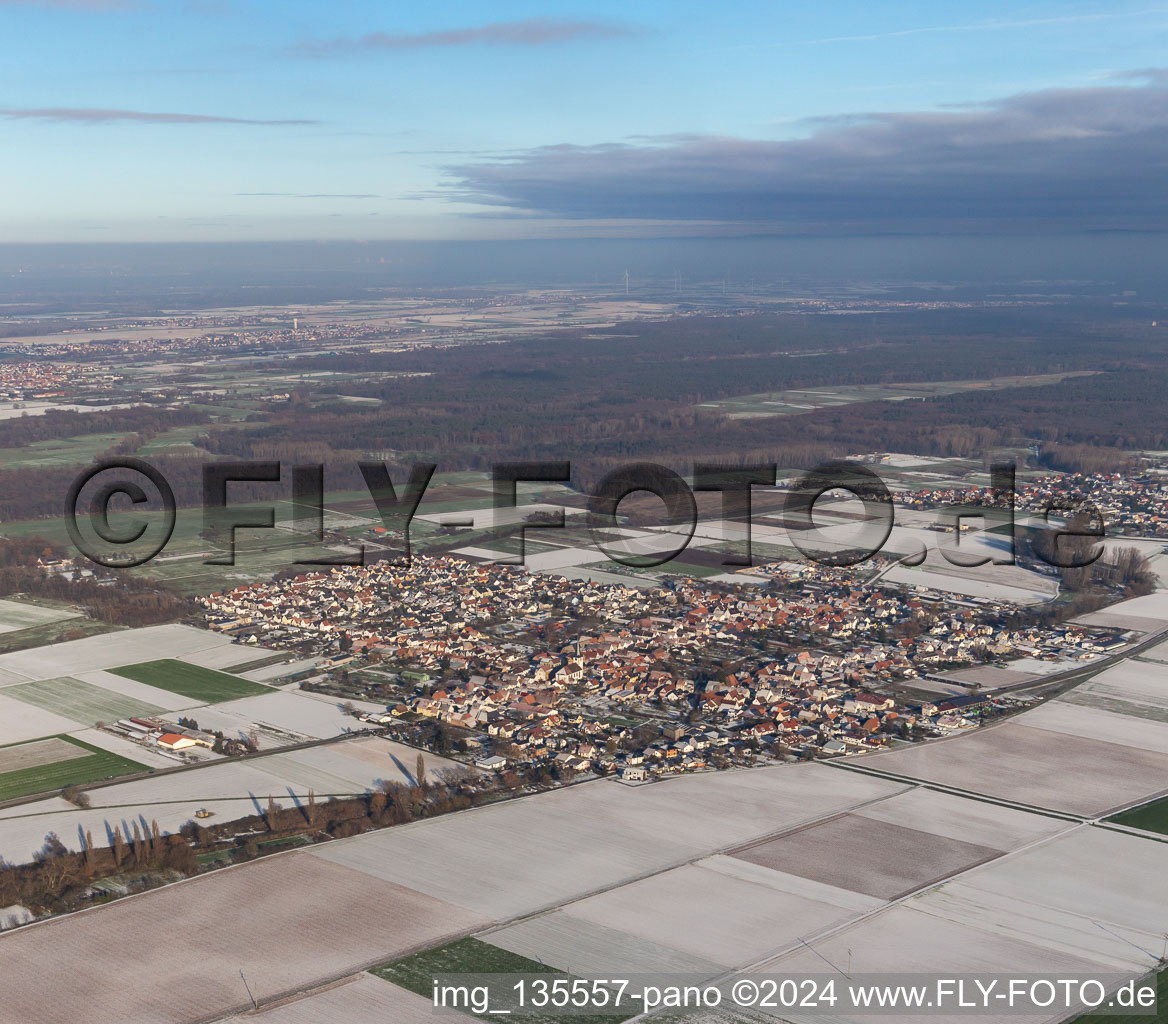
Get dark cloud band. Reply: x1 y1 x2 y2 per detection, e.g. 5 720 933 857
443 73 1168 235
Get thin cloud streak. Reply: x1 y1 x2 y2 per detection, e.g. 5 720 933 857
0 107 317 124
0 0 132 6
296 17 645 57
735 8 1168 50
235 192 381 199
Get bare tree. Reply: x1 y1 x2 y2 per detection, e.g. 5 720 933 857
415 753 426 787
62 785 90 809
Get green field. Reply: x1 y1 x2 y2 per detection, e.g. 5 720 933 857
645 560 724 578
1106 796 1168 836
110 659 270 702
0 736 147 801
0 431 129 470
371 938 629 1024
1071 970 1166 1022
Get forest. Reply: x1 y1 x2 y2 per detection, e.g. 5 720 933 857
0 310 1163 521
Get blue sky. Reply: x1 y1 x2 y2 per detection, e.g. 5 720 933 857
2 0 1167 241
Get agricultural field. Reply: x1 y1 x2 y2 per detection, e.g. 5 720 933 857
760 903 1114 1024
0 624 239 680
176 643 288 673
2 676 165 726
374 936 558 987
1020 700 1168 755
0 735 476 860
861 720 1168 816
109 659 271 702
0 618 116 658
846 785 1071 849
1072 969 1168 1024
1073 591 1168 634
484 911 724 978
222 974 466 1024
309 765 905 919
0 735 146 801
697 371 1097 419
0 737 84 773
188 689 372 742
1107 795 1168 836
0 431 130 470
558 860 869 969
1059 658 1168 723
0 691 88 745
372 938 629 1024
732 814 1002 900
914 827 1168 974
0 852 488 1024
0 599 79 633
3 757 1167 1024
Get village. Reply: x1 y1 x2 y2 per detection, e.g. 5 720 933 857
0 361 122 402
893 469 1168 538
196 552 1124 782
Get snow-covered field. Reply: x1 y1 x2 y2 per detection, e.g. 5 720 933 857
311 765 906 918
0 600 78 633
917 826 1168 970
0 737 475 861
1 676 166 727
556 860 871 968
0 624 233 680
485 910 725 977
416 503 586 529
222 974 452 1024
761 903 1114 1024
2 750 1166 1024
60 668 202 711
862 720 1168 815
0 692 78 745
1073 590 1168 632
0 853 487 1024
1059 657 1168 718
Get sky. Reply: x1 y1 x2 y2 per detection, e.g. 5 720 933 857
2 0 1168 244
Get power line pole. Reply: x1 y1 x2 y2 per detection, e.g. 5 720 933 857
240 969 258 1010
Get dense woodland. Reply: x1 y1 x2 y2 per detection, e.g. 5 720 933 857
0 311 1164 521
0 537 190 625
205 313 1168 481
0 406 208 450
